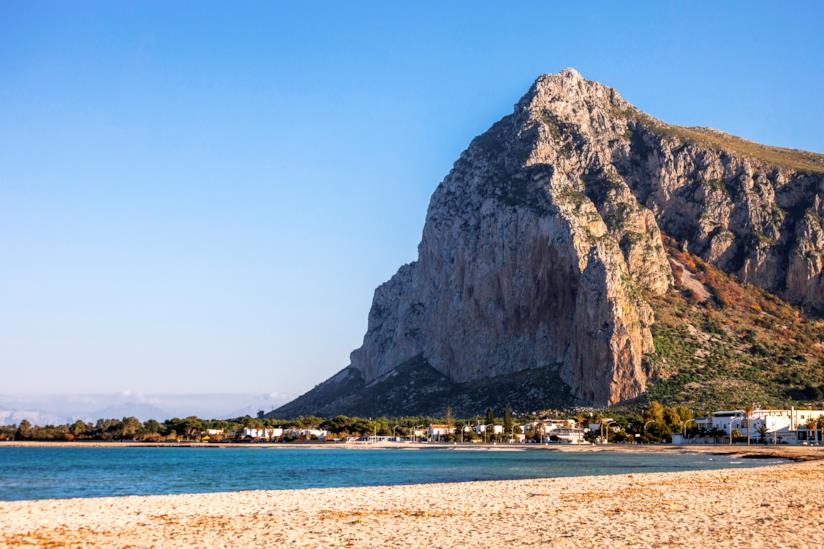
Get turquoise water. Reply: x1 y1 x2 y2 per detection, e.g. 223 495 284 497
0 446 782 501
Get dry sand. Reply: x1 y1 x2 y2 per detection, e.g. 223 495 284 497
0 449 822 548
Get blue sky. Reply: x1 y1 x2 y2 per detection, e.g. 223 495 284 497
1 2 822 396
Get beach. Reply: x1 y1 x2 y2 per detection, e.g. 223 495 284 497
1 447 822 548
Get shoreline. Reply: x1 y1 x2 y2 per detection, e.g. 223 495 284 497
1 459 821 547
3 439 822 461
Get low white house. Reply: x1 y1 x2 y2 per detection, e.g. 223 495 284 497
286 428 327 440
428 424 451 438
473 424 504 435
242 427 283 440
554 428 587 444
696 408 824 443
545 419 576 429
588 419 613 432
524 420 580 442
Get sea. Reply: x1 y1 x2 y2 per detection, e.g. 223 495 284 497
0 446 784 501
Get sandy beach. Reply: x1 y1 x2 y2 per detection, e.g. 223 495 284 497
1 447 822 548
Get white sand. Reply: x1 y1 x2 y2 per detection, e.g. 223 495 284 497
1 455 822 548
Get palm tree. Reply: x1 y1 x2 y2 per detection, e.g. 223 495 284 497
806 418 817 444
743 405 753 446
817 416 824 444
756 425 768 444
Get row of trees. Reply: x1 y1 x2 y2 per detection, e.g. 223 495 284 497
0 405 527 443
0 417 244 442
16 401 818 444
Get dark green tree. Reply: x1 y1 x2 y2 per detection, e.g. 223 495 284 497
644 401 665 424
16 419 32 440
485 407 495 427
503 403 514 434
120 417 142 439
70 420 89 437
142 419 163 435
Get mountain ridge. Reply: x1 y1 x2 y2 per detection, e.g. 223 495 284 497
274 68 824 417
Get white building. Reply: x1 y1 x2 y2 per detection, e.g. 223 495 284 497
524 419 574 433
588 419 613 433
428 424 452 439
242 427 283 440
522 419 585 443
696 408 824 442
554 428 588 444
473 424 504 435
285 428 327 440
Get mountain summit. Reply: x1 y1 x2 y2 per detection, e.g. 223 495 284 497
275 69 824 417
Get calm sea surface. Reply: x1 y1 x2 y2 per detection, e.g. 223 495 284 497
0 446 783 501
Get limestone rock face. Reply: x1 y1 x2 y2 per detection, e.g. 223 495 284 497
616 123 824 313
282 68 824 411
351 69 674 406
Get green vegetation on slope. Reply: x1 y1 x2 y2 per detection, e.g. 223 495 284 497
644 240 824 412
271 355 578 418
614 103 824 173
646 123 824 173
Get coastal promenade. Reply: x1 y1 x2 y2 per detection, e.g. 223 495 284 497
1 447 822 548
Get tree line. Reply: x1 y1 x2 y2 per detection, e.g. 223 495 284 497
0 401 716 443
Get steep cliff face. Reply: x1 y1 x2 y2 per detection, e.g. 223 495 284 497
276 69 824 416
615 119 824 312
349 69 673 407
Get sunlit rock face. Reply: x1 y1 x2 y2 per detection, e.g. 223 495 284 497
284 68 823 411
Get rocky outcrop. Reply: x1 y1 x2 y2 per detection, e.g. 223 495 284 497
276 68 824 415
615 121 824 313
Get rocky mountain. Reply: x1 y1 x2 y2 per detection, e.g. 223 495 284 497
646 237 823 411
274 68 824 417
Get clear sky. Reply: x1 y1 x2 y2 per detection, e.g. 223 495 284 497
1 2 822 396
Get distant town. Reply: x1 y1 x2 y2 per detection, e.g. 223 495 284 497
2 402 823 447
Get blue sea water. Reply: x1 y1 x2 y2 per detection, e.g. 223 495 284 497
0 446 783 501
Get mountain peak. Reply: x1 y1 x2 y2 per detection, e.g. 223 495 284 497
520 68 633 126
277 71 824 417
559 66 583 79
